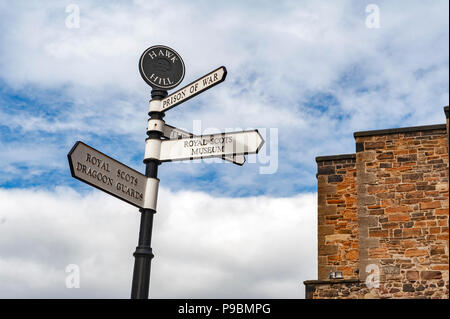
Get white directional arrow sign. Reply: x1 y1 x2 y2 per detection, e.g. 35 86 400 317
68 141 153 209
162 124 246 165
159 130 264 162
159 66 226 112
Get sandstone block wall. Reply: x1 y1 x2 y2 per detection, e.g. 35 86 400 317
304 279 366 299
354 124 448 298
317 154 358 280
305 106 449 299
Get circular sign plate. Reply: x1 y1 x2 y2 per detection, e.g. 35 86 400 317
139 45 185 90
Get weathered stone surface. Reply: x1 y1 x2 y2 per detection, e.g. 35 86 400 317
403 284 415 292
402 228 422 238
416 285 425 291
402 173 423 182
345 249 359 261
318 225 335 236
328 175 344 183
319 245 338 256
311 116 449 299
430 245 446 256
396 184 416 192
388 214 410 222
369 229 388 237
420 201 442 209
420 271 442 280
389 288 400 293
406 271 419 281
405 249 428 257
365 142 385 150
358 151 376 161
317 157 358 280
319 289 339 298
325 234 351 242
383 266 400 275
318 166 336 175
398 154 417 162
377 152 394 160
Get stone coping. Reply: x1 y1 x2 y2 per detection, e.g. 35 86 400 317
354 124 446 137
316 154 356 162
303 279 361 285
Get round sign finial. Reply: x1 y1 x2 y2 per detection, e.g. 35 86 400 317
139 45 185 90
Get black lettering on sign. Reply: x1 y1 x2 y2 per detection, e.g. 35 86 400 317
189 83 199 93
85 153 110 172
116 182 143 201
117 169 138 186
208 136 232 145
76 162 113 186
202 72 219 86
183 135 234 158
183 139 209 148
190 145 225 156
162 90 187 109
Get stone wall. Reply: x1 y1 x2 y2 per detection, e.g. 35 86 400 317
304 279 363 299
305 106 449 299
316 154 358 280
354 124 448 299
305 276 447 299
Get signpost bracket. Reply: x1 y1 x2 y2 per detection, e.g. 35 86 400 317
144 138 162 161
143 177 159 210
149 99 161 113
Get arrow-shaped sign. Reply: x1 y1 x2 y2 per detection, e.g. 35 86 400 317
68 141 148 209
162 124 246 165
159 130 264 162
160 66 227 112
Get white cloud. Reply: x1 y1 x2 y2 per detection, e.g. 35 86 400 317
0 1 447 194
0 187 316 298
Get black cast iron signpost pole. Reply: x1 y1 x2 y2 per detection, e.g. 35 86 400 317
67 45 264 299
130 88 167 299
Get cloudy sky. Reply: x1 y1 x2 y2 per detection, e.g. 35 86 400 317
0 0 448 298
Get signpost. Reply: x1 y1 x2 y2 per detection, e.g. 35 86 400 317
67 45 264 299
159 130 263 162
68 141 151 209
159 66 226 112
162 124 246 165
